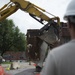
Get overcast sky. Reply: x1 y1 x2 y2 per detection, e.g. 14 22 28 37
0 0 71 34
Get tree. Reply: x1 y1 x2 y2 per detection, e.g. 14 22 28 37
0 19 26 56
13 27 26 51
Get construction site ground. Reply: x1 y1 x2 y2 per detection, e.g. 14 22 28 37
2 61 37 75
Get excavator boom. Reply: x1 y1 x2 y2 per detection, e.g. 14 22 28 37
0 0 60 25
0 2 18 21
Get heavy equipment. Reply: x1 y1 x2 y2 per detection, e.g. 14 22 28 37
0 0 60 72
0 0 60 24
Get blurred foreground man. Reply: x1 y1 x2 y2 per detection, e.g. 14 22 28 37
40 0 75 75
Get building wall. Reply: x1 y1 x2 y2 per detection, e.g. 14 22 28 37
3 51 26 60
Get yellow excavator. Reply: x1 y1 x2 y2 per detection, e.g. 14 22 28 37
0 0 60 72
0 0 60 24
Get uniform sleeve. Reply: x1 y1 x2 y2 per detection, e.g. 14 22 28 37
40 52 56 75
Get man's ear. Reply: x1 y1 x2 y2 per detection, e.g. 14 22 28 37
67 21 72 28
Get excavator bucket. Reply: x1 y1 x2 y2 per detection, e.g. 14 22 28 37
39 25 58 45
39 20 60 47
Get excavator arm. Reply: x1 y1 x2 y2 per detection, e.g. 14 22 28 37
0 0 60 25
0 2 18 21
0 0 60 61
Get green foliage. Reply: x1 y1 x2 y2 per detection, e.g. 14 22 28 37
0 19 26 56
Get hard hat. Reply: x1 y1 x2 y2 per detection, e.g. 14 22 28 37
64 0 75 19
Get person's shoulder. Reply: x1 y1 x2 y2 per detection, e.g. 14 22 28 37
50 41 72 55
57 39 75 50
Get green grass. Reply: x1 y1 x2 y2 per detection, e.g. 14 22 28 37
2 61 11 64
